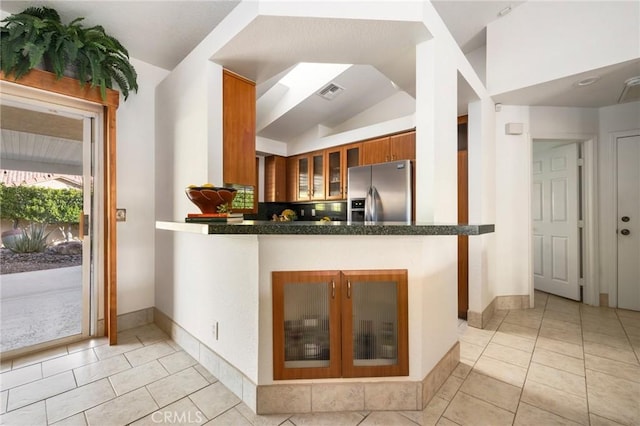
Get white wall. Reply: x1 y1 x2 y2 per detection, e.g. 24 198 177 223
287 115 415 156
597 101 640 304
155 1 259 223
486 1 640 96
467 99 496 313
328 92 416 136
465 46 486 87
155 231 260 382
154 1 262 381
494 105 532 299
116 58 169 315
530 107 598 138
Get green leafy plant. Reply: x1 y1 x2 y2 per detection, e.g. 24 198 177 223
0 183 82 230
4 223 52 253
1 6 138 100
0 7 63 79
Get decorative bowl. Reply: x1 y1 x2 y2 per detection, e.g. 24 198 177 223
185 186 237 214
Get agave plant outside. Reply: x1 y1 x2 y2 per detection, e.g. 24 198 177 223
3 223 52 254
0 6 137 100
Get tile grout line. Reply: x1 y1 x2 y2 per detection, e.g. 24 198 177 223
512 297 533 419
579 302 592 425
515 297 588 426
616 309 640 365
438 311 506 425
514 297 590 422
505 293 545 424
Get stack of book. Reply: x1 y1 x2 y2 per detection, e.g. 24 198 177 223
185 213 244 223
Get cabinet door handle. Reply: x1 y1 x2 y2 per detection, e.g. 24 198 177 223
347 280 351 298
331 280 335 298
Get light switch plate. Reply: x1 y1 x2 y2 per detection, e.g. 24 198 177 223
116 208 127 222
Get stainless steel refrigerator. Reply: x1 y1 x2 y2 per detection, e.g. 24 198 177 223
347 160 412 222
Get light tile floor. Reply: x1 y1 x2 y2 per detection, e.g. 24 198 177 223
1 291 639 425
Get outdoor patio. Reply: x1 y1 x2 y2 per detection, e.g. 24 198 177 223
0 266 82 353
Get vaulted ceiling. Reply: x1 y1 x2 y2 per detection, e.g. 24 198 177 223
1 1 638 151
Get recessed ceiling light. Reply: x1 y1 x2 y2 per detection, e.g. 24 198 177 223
575 76 600 87
498 6 512 17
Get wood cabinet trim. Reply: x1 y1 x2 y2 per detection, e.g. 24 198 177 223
272 271 342 380
265 155 287 202
222 69 256 187
340 270 409 378
273 269 408 380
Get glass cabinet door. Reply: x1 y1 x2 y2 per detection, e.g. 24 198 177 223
272 271 341 380
283 282 330 368
341 270 408 378
273 270 407 380
327 149 342 199
311 153 324 199
351 280 398 366
297 157 309 200
346 145 360 169
344 145 360 199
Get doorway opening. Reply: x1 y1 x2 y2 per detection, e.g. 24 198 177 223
532 139 589 302
0 98 100 357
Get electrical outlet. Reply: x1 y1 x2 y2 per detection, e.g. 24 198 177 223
311 209 316 216
300 209 304 216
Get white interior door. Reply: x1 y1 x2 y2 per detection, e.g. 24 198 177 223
532 143 580 300
617 135 640 311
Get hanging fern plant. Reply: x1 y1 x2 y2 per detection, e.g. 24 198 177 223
0 6 138 100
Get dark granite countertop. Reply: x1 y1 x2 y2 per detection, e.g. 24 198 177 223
190 220 495 236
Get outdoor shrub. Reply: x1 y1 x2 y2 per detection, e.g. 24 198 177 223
0 183 82 229
4 223 52 253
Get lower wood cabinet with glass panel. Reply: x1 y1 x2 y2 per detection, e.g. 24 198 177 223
272 270 408 380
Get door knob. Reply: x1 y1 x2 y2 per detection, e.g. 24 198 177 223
621 229 631 236
622 216 630 222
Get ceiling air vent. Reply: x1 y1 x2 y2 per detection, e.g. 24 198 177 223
618 76 640 104
316 83 345 100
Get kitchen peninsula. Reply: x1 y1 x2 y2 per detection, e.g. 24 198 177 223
157 220 493 236
155 220 493 414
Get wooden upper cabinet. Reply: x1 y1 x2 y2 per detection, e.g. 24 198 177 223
310 151 325 200
325 148 343 200
278 132 412 202
390 131 416 161
286 156 298 201
265 155 287 202
361 131 416 165
326 143 361 200
223 69 256 186
361 136 390 165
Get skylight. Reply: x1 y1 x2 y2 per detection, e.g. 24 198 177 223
279 63 351 89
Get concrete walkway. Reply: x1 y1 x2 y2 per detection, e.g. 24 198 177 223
0 266 82 352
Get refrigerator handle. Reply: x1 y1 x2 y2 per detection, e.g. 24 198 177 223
365 186 374 221
371 186 380 222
